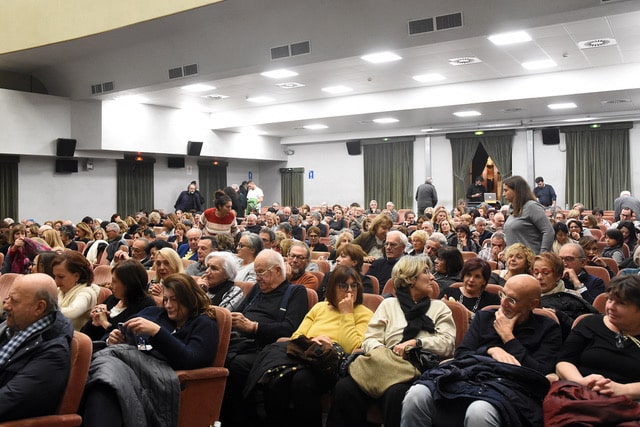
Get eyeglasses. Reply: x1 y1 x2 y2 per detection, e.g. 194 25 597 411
337 282 358 291
255 265 276 277
237 243 248 249
498 291 519 306
560 256 583 262
288 254 308 261
532 269 553 276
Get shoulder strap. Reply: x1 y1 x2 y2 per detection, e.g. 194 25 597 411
278 284 297 322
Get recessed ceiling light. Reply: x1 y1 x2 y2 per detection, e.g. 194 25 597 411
577 38 617 49
412 73 446 83
548 102 577 110
322 85 353 94
275 82 305 89
488 31 532 46
181 83 216 92
521 59 557 70
563 117 595 122
303 124 328 130
361 51 402 63
114 95 149 103
202 94 229 100
453 110 482 117
421 128 441 132
260 69 299 79
373 117 399 124
246 96 275 103
448 57 482 66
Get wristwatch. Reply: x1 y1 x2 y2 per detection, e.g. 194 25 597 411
415 338 423 348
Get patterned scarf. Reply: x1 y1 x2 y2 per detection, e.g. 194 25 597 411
0 313 55 369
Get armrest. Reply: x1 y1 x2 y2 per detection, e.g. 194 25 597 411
176 367 229 382
0 414 82 427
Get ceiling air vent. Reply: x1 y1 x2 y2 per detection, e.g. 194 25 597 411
168 64 199 80
91 81 115 95
409 18 434 35
291 41 310 56
601 99 632 105
577 38 617 49
271 45 290 60
436 12 463 30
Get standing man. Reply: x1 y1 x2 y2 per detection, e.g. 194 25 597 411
466 176 486 203
0 273 74 422
246 180 264 212
415 177 438 215
613 191 640 222
533 176 557 208
174 182 203 213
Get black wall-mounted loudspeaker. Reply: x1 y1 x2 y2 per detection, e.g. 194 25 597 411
346 140 362 155
167 157 185 168
541 128 560 145
187 141 203 156
56 138 77 156
55 159 78 173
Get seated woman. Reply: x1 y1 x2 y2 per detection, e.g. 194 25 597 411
83 227 108 264
579 236 615 277
438 219 457 247
197 251 245 311
250 265 373 427
82 273 219 427
1 225 51 274
307 226 329 252
352 214 393 262
602 228 626 266
169 222 187 246
617 220 638 254
32 250 59 277
440 258 500 322
75 222 94 243
234 232 264 282
454 223 479 253
552 221 574 254
328 230 354 261
408 230 428 256
433 246 464 293
534 252 597 339
547 275 640 425
330 256 456 427
328 207 348 235
489 242 534 286
42 229 65 251
81 259 156 341
567 218 592 240
149 247 185 304
317 243 374 300
581 214 599 231
52 251 100 330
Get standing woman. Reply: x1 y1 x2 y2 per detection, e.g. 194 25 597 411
81 259 156 341
502 175 554 254
202 189 239 237
52 251 100 330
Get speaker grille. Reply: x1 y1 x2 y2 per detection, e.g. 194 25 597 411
291 41 310 56
271 45 290 60
409 18 434 35
183 64 198 76
168 67 183 79
102 81 114 92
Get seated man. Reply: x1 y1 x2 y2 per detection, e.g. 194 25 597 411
177 227 201 261
185 236 218 276
559 243 605 304
402 274 562 427
0 273 74 422
286 241 319 290
478 231 506 270
220 250 308 426
368 230 406 287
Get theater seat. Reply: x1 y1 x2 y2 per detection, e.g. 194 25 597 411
176 306 232 427
0 331 92 427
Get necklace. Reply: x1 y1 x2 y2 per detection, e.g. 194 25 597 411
459 291 482 313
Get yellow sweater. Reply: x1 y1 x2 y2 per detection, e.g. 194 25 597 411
291 301 373 354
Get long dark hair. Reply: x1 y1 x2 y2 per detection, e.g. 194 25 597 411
163 273 215 319
503 175 536 217
111 260 149 306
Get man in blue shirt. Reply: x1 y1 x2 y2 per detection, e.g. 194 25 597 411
533 176 557 207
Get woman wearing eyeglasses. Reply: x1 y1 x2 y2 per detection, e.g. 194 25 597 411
330 256 455 427
234 232 264 282
546 275 640 425
251 265 373 427
534 252 597 339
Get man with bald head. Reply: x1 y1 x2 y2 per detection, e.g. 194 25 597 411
402 274 562 427
0 273 74 422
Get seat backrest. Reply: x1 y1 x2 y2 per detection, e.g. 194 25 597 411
315 260 330 274
588 228 602 241
310 251 329 261
75 241 86 254
97 286 113 304
361 263 371 275
381 278 395 296
234 281 255 297
592 292 608 314
572 313 593 329
601 257 619 275
461 251 478 261
92 264 112 286
211 306 232 367
441 299 469 348
58 331 92 415
584 265 610 287
0 273 19 303
362 293 384 312
306 288 318 308
308 271 324 288
366 275 380 295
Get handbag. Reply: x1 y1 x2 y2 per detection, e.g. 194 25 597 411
543 380 640 427
286 335 347 381
348 346 419 398
403 345 440 373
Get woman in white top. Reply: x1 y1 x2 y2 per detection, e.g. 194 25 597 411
235 232 264 282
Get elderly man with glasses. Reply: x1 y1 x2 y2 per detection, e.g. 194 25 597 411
367 230 407 289
559 243 606 304
402 274 562 427
286 241 319 290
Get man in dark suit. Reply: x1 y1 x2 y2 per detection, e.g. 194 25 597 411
559 243 606 304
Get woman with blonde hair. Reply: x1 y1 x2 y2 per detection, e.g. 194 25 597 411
352 213 393 262
42 228 65 251
149 247 185 303
75 222 94 243
489 242 534 286
329 230 354 261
